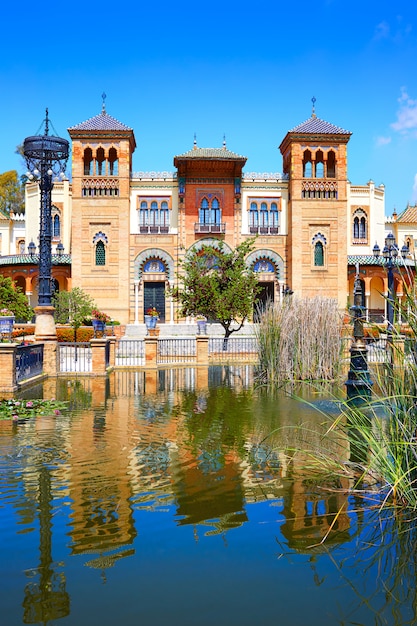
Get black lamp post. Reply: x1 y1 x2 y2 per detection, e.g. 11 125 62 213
372 232 408 331
345 265 372 405
23 110 69 308
373 233 408 369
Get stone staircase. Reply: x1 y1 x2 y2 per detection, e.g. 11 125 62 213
123 322 256 338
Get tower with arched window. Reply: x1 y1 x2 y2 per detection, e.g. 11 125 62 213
279 106 351 307
68 101 136 321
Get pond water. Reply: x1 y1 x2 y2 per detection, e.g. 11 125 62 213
0 366 416 626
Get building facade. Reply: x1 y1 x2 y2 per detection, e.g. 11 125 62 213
2 103 410 326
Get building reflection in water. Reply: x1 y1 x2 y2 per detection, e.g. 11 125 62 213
15 366 355 605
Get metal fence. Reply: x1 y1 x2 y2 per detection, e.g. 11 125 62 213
366 338 388 363
115 340 145 367
15 344 44 383
157 338 196 364
208 336 259 361
58 342 92 373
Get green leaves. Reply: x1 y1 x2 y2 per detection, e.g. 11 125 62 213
52 287 95 329
0 398 67 421
0 170 24 216
0 276 33 321
173 239 260 337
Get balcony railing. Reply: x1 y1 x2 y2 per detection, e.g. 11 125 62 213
249 226 279 235
194 223 226 234
139 225 170 234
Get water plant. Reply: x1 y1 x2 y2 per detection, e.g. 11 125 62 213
0 398 67 421
254 296 344 382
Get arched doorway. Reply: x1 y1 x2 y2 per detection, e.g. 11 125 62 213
134 251 175 324
247 250 285 322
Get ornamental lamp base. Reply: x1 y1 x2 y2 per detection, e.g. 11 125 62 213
34 305 57 341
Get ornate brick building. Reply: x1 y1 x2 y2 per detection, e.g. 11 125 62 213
2 102 406 326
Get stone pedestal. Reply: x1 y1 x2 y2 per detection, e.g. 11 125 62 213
0 343 18 397
91 338 110 376
196 336 209 365
144 337 158 367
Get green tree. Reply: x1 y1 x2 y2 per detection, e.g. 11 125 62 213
0 276 33 321
0 170 25 215
52 288 95 341
172 239 260 340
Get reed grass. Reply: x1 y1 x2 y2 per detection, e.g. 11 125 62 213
255 296 344 383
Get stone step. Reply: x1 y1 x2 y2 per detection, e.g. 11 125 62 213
123 323 256 338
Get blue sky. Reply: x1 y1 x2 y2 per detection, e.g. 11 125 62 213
1 0 417 215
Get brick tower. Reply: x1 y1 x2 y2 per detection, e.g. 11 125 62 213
279 103 351 308
68 99 136 322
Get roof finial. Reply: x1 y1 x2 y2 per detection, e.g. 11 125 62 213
102 92 107 114
223 134 226 148
311 96 316 118
44 108 49 136
193 133 197 150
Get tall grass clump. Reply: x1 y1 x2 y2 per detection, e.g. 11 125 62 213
290 269 417 510
255 296 344 383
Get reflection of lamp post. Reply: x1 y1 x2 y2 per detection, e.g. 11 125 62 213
22 466 69 623
23 109 69 339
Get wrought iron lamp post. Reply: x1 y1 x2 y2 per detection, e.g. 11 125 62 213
345 264 372 405
23 110 69 338
373 232 408 366
373 232 408 328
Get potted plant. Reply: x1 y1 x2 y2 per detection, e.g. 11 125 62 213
144 307 160 332
91 309 111 337
0 307 15 337
196 314 207 335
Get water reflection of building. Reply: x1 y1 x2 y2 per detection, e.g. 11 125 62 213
172 450 248 535
67 390 137 561
280 478 351 551
55 369 353 559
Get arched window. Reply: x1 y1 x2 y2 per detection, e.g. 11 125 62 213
150 201 158 227
93 231 108 266
270 202 279 230
352 209 367 241
53 214 60 238
109 148 118 176
315 150 324 177
96 147 105 176
260 202 268 227
327 151 336 178
160 201 170 228
250 202 258 228
314 241 324 266
95 240 106 266
211 198 220 224
312 233 327 267
83 148 93 176
199 198 210 224
139 201 148 227
303 150 312 178
359 217 366 239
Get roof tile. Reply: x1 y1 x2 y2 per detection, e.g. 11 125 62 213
68 111 132 132
289 115 351 135
174 147 247 160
